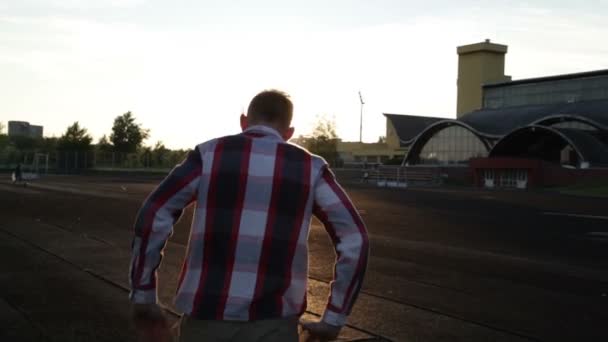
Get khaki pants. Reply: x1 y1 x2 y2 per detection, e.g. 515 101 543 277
178 315 299 342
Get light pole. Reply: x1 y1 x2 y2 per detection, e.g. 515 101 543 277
359 91 365 143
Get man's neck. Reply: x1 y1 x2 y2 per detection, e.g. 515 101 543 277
244 125 284 140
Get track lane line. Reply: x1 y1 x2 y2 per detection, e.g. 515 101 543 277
543 212 608 220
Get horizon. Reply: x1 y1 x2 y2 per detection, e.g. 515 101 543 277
2 0 608 149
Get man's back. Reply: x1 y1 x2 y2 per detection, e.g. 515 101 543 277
129 90 368 342
177 126 321 321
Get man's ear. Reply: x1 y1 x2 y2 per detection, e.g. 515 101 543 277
283 127 295 141
240 114 248 131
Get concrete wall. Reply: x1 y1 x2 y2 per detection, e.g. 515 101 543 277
456 41 511 117
470 157 608 188
541 166 608 187
386 118 401 149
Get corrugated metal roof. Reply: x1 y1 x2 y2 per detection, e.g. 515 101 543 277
554 128 608 166
459 99 608 136
383 113 445 144
484 69 608 88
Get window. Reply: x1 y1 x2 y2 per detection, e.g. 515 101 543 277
416 126 488 165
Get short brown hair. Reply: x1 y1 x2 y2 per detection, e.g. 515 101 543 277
247 90 293 128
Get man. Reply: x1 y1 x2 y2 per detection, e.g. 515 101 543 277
12 163 23 184
129 90 369 341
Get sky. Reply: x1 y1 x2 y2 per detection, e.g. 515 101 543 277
1 0 608 149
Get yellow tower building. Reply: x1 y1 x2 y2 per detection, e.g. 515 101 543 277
456 40 511 117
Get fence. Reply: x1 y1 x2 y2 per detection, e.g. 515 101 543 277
361 166 442 187
0 150 189 174
1 150 445 187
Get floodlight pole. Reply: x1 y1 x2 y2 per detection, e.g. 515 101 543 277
359 91 365 143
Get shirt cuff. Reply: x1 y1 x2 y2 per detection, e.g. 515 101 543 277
129 288 158 304
321 308 347 327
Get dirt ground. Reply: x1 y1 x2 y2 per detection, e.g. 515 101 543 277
1 175 607 341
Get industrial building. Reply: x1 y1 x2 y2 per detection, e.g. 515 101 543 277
8 121 43 139
346 40 608 188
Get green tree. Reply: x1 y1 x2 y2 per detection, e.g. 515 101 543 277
138 146 152 168
57 122 93 151
96 134 113 153
10 135 43 150
0 134 8 151
40 137 59 153
0 122 6 151
110 111 149 153
151 141 169 167
168 149 189 167
306 117 340 166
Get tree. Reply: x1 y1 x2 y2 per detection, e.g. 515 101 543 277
138 145 152 168
110 111 149 153
9 135 41 150
151 141 169 167
0 134 8 151
0 122 6 150
57 122 93 151
289 135 309 147
96 135 113 153
306 117 340 166
40 137 59 153
55 122 93 171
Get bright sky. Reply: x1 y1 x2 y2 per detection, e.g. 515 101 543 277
2 0 608 149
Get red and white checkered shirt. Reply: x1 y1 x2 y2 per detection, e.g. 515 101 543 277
129 125 369 326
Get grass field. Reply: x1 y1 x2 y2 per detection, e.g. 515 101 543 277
557 183 608 198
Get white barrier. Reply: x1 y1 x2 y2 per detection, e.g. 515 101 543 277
11 172 39 181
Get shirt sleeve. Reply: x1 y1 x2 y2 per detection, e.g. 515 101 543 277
129 147 202 304
313 165 369 326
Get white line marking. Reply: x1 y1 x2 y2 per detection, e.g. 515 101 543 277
543 212 608 220
587 232 608 238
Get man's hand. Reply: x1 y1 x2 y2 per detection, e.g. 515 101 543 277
300 320 341 341
132 303 172 342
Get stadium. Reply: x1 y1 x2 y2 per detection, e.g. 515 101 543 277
2 40 608 341
350 41 608 188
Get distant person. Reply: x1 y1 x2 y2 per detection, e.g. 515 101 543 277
129 90 369 342
12 163 23 184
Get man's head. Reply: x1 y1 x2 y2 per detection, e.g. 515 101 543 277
241 89 295 140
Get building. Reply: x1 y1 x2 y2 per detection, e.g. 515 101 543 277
8 121 43 139
457 39 512 117
395 40 608 188
337 141 395 165
336 113 445 165
335 40 516 166
330 39 607 187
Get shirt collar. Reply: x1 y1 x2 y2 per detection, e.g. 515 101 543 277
243 125 284 140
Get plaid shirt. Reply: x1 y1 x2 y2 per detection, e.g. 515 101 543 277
129 125 369 326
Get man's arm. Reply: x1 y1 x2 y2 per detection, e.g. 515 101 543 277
129 147 202 304
312 165 370 328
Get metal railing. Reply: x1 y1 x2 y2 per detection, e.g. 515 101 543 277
0 150 189 174
361 166 440 187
